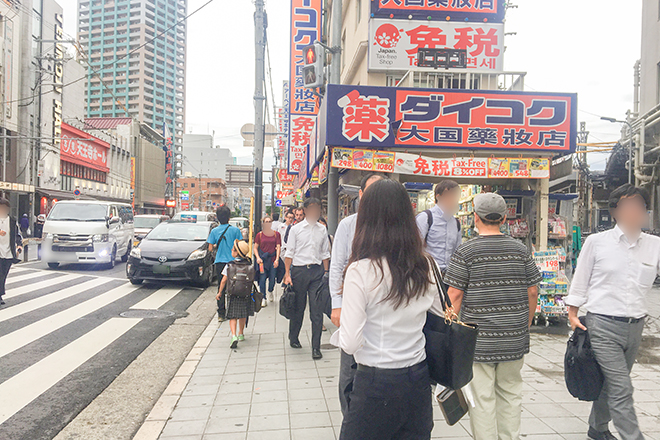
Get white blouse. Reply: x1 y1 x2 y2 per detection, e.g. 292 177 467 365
334 258 444 369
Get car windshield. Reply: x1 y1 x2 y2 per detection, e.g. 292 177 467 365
47 204 107 221
145 223 209 241
134 217 162 229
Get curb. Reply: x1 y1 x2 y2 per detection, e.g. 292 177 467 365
132 317 218 440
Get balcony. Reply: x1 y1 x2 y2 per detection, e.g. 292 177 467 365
394 70 526 92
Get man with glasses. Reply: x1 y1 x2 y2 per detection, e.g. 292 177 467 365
278 210 295 257
566 184 660 440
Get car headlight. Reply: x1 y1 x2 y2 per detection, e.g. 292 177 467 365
130 247 141 259
188 249 207 260
92 234 109 242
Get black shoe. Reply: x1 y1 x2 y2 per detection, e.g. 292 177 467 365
588 427 618 440
0 299 4 306
312 349 323 360
290 341 302 349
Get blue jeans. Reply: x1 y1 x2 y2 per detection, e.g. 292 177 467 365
259 264 277 298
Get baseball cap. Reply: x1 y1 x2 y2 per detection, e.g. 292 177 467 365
474 193 507 221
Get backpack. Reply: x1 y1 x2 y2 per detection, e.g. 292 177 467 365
226 260 256 297
424 209 461 243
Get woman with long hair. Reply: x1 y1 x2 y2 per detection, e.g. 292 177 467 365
337 179 443 440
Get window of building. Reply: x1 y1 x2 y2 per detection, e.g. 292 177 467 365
183 183 188 188
191 183 195 188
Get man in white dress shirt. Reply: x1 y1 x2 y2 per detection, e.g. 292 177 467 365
329 173 384 415
565 184 660 440
284 198 330 360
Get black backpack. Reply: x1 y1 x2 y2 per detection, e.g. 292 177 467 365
424 209 461 243
226 260 256 297
564 316 604 401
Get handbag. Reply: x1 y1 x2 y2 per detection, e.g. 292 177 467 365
279 283 296 320
424 257 479 390
564 316 604 401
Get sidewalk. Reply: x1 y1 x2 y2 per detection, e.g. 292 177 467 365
148 287 660 440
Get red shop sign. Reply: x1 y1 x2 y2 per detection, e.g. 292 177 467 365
60 123 110 172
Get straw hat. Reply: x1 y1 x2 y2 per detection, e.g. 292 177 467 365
233 240 250 259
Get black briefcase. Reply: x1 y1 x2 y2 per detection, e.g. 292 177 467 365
565 316 604 401
279 284 296 320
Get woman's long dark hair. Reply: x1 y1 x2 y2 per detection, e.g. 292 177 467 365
349 179 431 309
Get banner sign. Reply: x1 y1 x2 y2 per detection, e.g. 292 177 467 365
288 0 322 174
370 0 505 22
331 147 550 179
369 19 504 72
60 123 110 172
275 168 295 183
278 81 290 169
323 84 577 153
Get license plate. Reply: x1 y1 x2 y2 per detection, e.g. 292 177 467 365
153 265 170 274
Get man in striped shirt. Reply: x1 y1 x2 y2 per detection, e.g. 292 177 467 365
445 193 541 440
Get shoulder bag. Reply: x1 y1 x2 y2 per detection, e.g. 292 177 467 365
424 257 479 390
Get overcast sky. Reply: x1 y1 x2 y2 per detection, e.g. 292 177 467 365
60 0 643 172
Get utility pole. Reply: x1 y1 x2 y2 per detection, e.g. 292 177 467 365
326 0 342 235
576 122 589 232
253 0 267 234
271 168 275 217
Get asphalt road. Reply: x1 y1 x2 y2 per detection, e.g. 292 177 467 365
0 260 215 440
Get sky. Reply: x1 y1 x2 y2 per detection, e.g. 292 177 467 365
59 0 643 173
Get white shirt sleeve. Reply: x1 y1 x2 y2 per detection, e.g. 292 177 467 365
339 262 368 356
320 225 331 261
564 235 596 308
416 211 429 240
285 224 297 260
221 265 228 277
329 218 350 308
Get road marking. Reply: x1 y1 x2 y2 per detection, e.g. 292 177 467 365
0 278 111 323
6 267 32 277
4 274 85 300
5 271 66 287
0 283 140 358
0 317 141 425
130 286 185 310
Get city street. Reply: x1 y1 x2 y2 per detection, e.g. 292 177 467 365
136 287 660 440
0 261 216 440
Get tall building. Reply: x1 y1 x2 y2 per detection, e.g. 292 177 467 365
76 0 187 164
182 134 234 179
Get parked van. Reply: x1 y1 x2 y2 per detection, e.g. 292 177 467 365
42 201 134 269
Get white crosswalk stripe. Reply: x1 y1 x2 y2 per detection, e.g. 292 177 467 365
4 274 86 299
4 271 64 286
130 286 185 310
0 317 142 425
0 278 108 323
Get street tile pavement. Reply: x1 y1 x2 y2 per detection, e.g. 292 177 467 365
156 288 660 440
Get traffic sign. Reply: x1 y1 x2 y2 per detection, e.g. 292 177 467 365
206 200 212 206
73 189 81 196
275 200 282 207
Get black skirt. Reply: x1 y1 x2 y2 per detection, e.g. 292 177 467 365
225 295 255 320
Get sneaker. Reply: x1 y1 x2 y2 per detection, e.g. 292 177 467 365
238 334 245 341
217 315 226 322
261 299 267 308
268 292 274 302
230 336 238 349
0 299 5 306
588 427 618 440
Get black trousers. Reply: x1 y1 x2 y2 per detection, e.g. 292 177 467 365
289 264 325 350
215 262 227 317
339 362 433 440
0 258 13 298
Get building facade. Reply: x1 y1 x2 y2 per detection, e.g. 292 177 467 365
77 0 187 174
178 176 226 211
181 134 234 179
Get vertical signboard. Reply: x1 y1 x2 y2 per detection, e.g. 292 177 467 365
4 19 12 118
278 81 290 169
163 124 174 198
288 0 322 174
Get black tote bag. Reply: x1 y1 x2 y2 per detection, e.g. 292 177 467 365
424 258 479 390
564 316 604 401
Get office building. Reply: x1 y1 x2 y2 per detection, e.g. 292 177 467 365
182 134 234 179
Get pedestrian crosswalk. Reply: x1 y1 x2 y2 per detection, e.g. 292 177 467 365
0 266 203 436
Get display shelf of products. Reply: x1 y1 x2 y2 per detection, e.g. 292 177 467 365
533 246 570 326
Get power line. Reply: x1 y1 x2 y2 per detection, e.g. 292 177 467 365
5 0 217 106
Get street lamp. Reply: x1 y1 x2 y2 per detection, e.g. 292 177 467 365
601 116 634 184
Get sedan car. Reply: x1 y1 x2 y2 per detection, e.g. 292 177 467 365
126 221 217 287
133 214 169 246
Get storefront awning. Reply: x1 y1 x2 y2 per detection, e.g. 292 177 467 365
36 188 95 200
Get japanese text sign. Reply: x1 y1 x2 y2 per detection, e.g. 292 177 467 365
369 19 503 72
288 0 322 174
324 84 577 154
330 147 550 179
60 123 109 172
371 0 505 22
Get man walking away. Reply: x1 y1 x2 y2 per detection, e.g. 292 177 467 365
0 199 23 305
271 212 282 232
20 214 29 238
284 198 330 360
207 205 243 322
329 172 384 416
445 193 541 440
565 184 660 440
416 180 462 271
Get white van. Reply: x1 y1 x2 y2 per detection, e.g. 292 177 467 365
42 201 134 269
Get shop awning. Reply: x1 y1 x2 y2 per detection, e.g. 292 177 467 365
36 188 95 201
337 184 359 198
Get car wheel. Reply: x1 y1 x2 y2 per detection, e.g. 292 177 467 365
47 262 59 269
121 241 131 262
129 278 143 285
